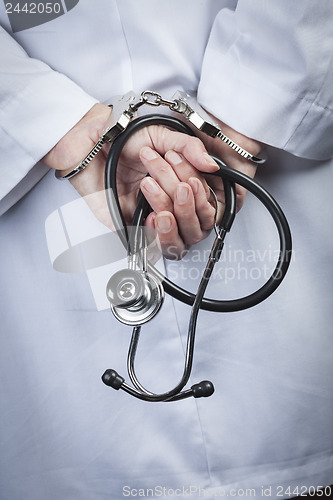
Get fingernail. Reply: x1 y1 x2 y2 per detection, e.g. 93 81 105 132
203 152 218 167
176 184 189 204
156 214 172 233
141 147 158 160
141 177 160 195
166 150 182 165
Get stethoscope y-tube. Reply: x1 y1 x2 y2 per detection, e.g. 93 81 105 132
102 114 292 402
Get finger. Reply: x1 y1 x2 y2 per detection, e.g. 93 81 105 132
140 176 174 213
234 162 257 211
173 183 206 246
155 211 187 260
149 126 219 173
144 211 157 246
188 178 216 231
164 150 210 200
144 211 156 231
139 146 180 200
144 212 163 265
204 173 225 198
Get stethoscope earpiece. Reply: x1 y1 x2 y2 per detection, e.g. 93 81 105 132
191 380 215 398
102 114 292 403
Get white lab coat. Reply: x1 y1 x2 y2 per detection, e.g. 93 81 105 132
0 1 332 499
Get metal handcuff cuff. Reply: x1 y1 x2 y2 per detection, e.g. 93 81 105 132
56 90 292 403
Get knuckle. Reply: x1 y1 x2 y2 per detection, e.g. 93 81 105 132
184 232 203 247
201 220 214 231
207 204 217 219
158 162 171 175
190 136 204 149
200 210 217 231
158 195 173 212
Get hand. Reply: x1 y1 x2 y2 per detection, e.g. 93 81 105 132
42 103 220 259
132 113 263 259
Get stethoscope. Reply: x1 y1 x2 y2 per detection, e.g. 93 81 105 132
100 109 292 403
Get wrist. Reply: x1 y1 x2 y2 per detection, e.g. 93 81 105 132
201 110 263 162
42 103 111 173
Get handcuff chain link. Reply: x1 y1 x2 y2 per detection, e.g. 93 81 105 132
130 90 178 112
56 89 265 180
132 91 262 164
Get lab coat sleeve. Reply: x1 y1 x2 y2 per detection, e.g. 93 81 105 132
197 0 333 160
0 27 98 214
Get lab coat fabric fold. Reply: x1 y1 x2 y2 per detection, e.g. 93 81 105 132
198 1 333 160
0 1 332 499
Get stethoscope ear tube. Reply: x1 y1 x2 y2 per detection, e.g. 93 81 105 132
105 115 197 251
103 113 292 402
152 157 292 312
105 114 292 313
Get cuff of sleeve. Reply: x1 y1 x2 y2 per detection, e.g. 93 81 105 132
198 52 333 161
1 70 98 162
0 71 98 206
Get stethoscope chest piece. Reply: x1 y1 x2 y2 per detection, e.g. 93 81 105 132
106 269 164 326
102 112 292 403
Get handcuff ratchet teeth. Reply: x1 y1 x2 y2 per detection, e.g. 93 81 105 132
55 90 266 180
100 109 292 403
54 89 291 403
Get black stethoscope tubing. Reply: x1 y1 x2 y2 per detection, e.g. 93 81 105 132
102 114 292 402
105 114 292 312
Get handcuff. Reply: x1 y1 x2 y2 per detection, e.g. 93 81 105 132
55 90 265 181
55 91 292 403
